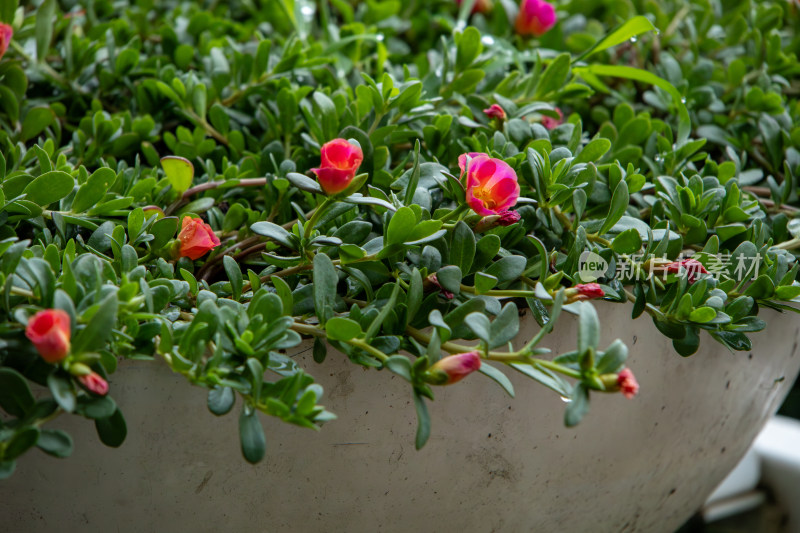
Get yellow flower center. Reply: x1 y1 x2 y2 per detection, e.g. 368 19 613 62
472 187 497 209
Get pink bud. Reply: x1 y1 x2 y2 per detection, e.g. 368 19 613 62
78 372 109 396
541 107 564 130
483 104 506 121
311 139 364 195
665 258 708 284
456 0 493 14
25 309 71 363
458 153 520 216
515 0 557 37
564 283 605 303
617 369 639 399
473 210 521 232
497 210 521 226
427 274 455 300
426 351 482 385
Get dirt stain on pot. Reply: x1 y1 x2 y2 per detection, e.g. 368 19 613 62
195 470 213 494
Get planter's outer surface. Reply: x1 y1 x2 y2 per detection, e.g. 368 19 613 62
3 302 800 533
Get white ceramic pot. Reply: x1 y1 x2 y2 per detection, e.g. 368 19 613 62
3 301 799 533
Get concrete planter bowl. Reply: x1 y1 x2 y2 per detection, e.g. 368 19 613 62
3 301 800 533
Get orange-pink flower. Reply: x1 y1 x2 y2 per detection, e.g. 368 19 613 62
0 24 12 61
178 216 220 260
459 153 520 216
311 139 364 195
617 369 639 399
515 0 557 36
78 372 109 396
25 309 71 363
483 104 506 121
541 107 564 130
426 351 482 385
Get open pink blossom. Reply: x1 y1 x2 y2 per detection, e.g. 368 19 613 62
0 24 12 61
515 0 557 37
459 153 520 216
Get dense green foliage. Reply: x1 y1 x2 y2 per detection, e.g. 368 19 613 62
0 0 799 474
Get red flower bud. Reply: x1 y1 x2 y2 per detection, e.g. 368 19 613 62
617 368 639 399
427 274 455 300
483 104 506 121
78 372 109 396
665 258 708 284
311 139 364 195
178 216 221 260
497 210 521 226
541 107 564 130
565 283 605 303
515 0 557 37
25 309 71 363
456 0 493 14
459 153 520 216
426 351 482 385
0 24 12 60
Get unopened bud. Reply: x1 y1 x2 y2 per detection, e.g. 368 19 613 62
423 351 482 385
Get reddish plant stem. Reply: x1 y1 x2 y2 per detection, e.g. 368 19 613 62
182 178 270 199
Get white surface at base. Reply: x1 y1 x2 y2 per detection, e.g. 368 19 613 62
753 415 800 533
706 447 761 505
702 491 767 523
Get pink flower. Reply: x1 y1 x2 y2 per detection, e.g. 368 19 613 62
425 351 482 385
178 216 221 260
311 139 364 195
617 369 639 399
459 153 520 216
666 258 708 284
78 372 109 396
483 104 506 121
541 107 563 130
515 0 557 37
0 24 12 61
25 309 71 363
456 0 493 14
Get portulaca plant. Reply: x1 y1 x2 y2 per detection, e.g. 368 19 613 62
0 0 799 475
